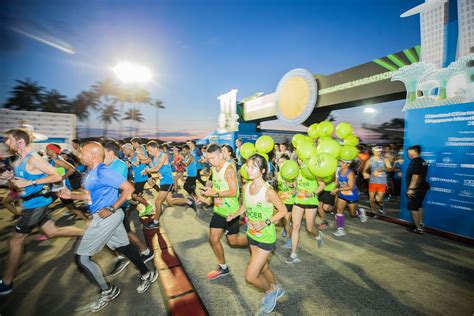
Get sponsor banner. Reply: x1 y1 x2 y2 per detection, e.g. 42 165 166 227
402 102 474 238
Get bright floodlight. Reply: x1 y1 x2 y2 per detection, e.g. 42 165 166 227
113 61 152 84
364 107 376 113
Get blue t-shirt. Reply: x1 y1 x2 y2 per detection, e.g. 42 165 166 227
192 148 202 170
186 153 198 177
130 153 148 183
109 159 128 179
85 163 126 214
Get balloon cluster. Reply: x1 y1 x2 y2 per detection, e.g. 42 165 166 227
240 135 274 180
279 121 360 181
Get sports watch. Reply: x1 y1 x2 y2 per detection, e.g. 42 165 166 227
265 219 272 226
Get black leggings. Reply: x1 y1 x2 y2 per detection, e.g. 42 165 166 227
184 176 197 196
196 170 206 186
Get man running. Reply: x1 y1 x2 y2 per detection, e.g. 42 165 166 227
201 144 248 280
187 140 206 186
363 146 392 216
0 129 84 295
122 143 154 217
103 139 154 276
59 142 157 312
144 141 196 229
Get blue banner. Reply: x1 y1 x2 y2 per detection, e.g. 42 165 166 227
402 102 474 238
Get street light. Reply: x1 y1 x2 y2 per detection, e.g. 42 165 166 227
113 61 152 138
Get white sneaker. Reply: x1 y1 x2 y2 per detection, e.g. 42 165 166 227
285 255 301 264
315 231 324 247
137 270 158 294
90 285 120 312
332 228 347 237
359 208 367 223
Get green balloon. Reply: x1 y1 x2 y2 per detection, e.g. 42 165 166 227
300 161 315 180
292 134 306 148
55 167 66 176
308 153 338 178
322 176 334 183
240 163 249 180
259 152 269 162
336 122 353 139
344 135 359 146
297 141 317 161
305 136 313 144
317 138 341 158
280 160 299 181
316 121 334 137
307 123 319 139
255 135 274 154
240 142 256 159
339 145 358 161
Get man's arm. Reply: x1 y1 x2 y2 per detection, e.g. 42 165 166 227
54 159 76 180
13 155 61 188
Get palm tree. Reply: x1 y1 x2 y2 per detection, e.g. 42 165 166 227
4 78 45 111
112 87 132 140
72 90 99 137
151 99 165 138
41 89 70 113
98 105 121 136
123 107 144 137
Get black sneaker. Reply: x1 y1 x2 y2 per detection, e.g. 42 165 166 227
90 285 121 312
142 249 155 264
0 279 13 295
109 258 130 276
144 221 160 230
378 207 385 215
188 198 197 212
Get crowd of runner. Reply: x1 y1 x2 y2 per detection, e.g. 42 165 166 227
0 130 428 314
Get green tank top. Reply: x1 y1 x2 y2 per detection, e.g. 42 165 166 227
295 172 319 205
212 162 240 217
277 173 295 205
244 182 276 244
323 179 336 192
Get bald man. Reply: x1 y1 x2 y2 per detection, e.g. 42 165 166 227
59 142 157 312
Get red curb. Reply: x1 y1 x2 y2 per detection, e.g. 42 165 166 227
168 292 207 316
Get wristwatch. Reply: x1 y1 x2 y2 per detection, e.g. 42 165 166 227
214 192 220 198
106 206 116 213
31 179 37 185
265 219 272 226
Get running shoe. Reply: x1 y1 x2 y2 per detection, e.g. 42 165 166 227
261 287 279 314
378 206 385 215
90 285 120 312
0 279 13 295
358 208 367 223
144 221 160 230
283 239 292 249
137 269 158 294
420 222 425 228
109 258 130 276
318 222 329 230
188 198 197 212
315 231 324 248
207 265 230 280
142 249 155 264
281 229 287 238
332 228 347 237
408 227 424 235
285 255 301 264
275 284 285 300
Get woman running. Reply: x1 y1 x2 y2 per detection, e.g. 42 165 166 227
227 153 287 314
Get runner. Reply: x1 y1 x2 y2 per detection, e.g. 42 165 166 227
59 142 157 312
201 144 248 280
317 175 337 230
171 146 185 193
144 141 196 229
363 146 392 216
0 129 84 295
182 144 198 199
187 140 206 186
286 168 324 264
276 154 295 249
122 143 154 217
103 139 154 276
45 143 89 221
331 159 366 237
235 138 243 170
227 153 287 314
